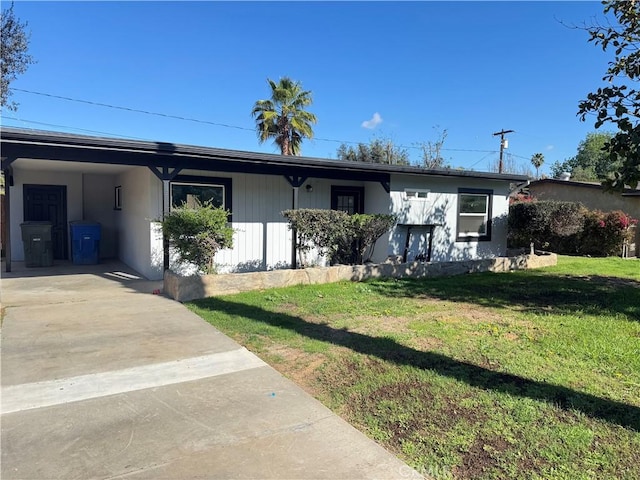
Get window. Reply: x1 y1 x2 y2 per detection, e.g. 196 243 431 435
331 186 364 214
457 188 492 241
404 188 430 200
170 176 233 218
172 183 224 208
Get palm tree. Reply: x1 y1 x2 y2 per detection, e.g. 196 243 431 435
531 153 545 179
251 77 317 155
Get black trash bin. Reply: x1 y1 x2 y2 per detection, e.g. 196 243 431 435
20 222 54 267
69 221 101 265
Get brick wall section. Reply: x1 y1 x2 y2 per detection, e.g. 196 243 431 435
164 253 558 302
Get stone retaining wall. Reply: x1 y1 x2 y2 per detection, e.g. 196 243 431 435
164 253 557 302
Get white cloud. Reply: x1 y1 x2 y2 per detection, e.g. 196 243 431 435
361 112 383 129
546 145 554 151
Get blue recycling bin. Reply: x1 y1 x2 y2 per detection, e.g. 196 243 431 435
69 221 101 265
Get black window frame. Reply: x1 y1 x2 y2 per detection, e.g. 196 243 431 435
330 185 365 214
456 187 493 242
170 175 233 221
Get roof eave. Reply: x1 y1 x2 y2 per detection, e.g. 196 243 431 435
1 127 528 182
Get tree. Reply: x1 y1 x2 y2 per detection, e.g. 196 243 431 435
578 0 640 190
251 77 317 156
549 132 617 180
336 137 410 165
1 3 35 110
416 126 450 169
531 153 545 179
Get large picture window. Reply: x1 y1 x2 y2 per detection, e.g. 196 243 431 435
171 183 224 208
457 188 492 241
170 176 233 218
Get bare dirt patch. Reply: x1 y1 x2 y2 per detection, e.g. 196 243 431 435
454 435 510 479
264 344 326 395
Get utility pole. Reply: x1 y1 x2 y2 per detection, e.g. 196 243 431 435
493 129 514 173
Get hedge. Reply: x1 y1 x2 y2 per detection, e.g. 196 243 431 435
282 209 396 266
509 200 636 256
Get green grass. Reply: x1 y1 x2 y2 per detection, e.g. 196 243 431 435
188 256 640 480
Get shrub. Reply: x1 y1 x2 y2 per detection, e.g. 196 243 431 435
508 201 586 252
282 209 352 266
282 209 396 266
351 213 397 264
509 201 637 257
161 202 234 274
579 210 637 256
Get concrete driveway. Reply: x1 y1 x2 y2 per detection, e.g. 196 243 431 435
1 260 420 479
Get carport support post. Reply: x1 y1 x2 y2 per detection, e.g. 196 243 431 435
148 166 182 272
284 175 307 270
291 186 299 269
163 179 170 271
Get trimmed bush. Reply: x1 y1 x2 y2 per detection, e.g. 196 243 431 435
161 202 234 274
282 209 351 266
282 209 396 266
351 213 397 264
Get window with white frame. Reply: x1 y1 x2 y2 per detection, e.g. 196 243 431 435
404 188 430 200
457 188 492 241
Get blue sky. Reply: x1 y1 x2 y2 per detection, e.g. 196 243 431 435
2 1 613 176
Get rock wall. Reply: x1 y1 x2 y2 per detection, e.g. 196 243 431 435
164 253 558 302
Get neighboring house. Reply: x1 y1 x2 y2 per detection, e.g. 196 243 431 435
528 178 640 256
1 128 528 280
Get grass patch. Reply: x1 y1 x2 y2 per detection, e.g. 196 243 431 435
188 256 640 480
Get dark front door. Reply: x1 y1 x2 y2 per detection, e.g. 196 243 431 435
24 185 68 260
331 186 365 264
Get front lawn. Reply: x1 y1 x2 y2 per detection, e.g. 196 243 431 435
188 256 640 480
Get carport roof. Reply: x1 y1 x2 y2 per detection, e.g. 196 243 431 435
1 127 529 183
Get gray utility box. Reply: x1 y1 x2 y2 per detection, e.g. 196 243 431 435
20 222 53 267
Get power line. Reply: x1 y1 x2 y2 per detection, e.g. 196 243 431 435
9 88 532 161
11 88 505 153
2 115 149 140
13 88 254 132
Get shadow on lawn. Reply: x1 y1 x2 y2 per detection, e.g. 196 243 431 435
194 296 640 432
367 271 640 321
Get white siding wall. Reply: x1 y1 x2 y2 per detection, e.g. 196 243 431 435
364 181 393 263
389 174 511 262
168 173 392 273
116 167 163 280
9 168 83 262
156 170 513 275
215 173 293 272
82 173 118 258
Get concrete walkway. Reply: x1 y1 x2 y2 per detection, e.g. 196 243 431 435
1 261 421 479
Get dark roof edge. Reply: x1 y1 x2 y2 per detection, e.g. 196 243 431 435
1 127 529 182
